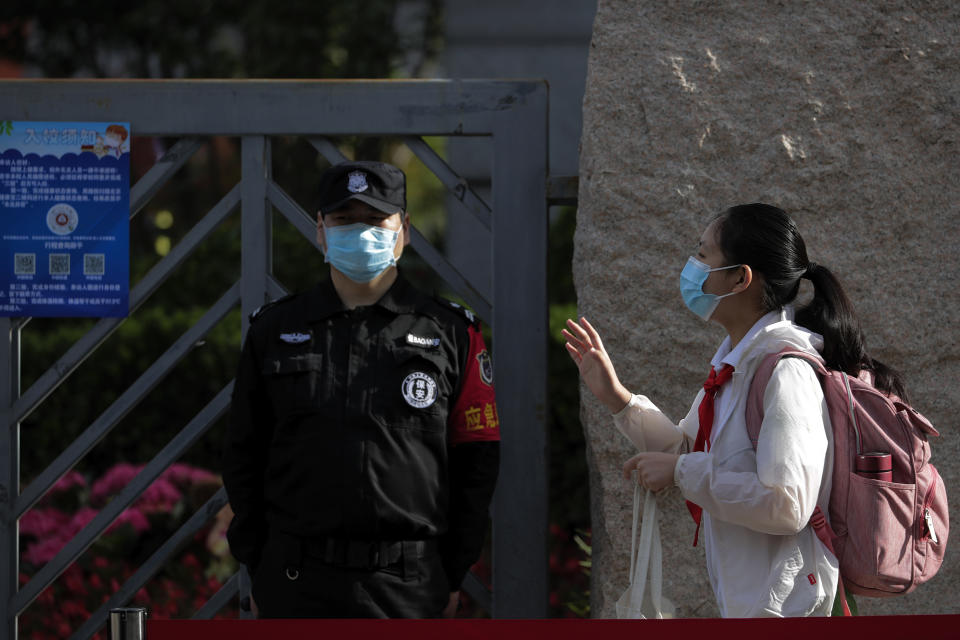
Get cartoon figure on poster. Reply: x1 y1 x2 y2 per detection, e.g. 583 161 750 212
80 124 129 158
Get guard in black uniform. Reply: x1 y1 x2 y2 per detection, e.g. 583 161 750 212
222 161 500 618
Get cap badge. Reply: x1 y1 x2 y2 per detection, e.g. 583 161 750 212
401 371 438 409
347 170 369 193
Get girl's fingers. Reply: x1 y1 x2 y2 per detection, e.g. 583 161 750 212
561 328 589 354
623 455 641 479
564 342 583 364
564 318 592 345
580 317 603 350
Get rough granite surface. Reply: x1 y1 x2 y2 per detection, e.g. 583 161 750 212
575 1 959 618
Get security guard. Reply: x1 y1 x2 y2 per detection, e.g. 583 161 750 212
222 161 500 618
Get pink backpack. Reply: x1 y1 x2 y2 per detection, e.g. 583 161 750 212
746 349 948 614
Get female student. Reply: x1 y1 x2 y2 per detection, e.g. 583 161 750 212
563 203 908 617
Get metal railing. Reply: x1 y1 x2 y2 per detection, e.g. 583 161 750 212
0 79 550 638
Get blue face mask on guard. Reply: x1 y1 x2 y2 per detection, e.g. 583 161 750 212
323 222 400 283
679 256 742 321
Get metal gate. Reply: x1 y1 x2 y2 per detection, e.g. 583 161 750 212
0 79 550 638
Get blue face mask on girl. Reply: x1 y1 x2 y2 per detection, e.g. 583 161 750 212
679 256 742 321
323 222 400 283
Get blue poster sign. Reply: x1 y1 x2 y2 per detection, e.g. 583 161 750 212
0 121 130 317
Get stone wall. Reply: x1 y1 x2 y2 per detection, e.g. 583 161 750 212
576 1 959 617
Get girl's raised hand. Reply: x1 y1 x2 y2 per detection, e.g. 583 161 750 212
562 317 631 413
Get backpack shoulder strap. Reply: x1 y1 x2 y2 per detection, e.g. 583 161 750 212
744 349 851 615
745 348 827 450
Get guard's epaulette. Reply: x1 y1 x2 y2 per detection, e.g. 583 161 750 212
437 297 480 328
248 292 298 324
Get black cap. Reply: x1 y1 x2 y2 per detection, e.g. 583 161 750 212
317 161 406 215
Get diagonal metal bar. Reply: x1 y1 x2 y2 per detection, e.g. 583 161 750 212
15 282 240 517
409 228 491 324
13 184 240 425
266 180 320 250
402 136 491 231
14 384 234 617
267 274 288 301
307 136 350 164
130 138 204 218
461 571 493 614
68 487 230 640
192 570 239 620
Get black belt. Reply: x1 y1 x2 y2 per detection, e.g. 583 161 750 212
280 533 438 571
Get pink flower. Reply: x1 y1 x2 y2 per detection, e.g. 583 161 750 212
63 564 86 595
22 538 65 566
51 470 87 494
90 463 140 505
20 508 70 539
136 476 181 511
107 508 150 535
22 506 99 565
88 572 103 590
162 463 216 488
61 599 89 619
37 586 55 607
67 507 98 532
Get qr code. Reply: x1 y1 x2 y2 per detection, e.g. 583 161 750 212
84 253 105 276
14 253 36 275
49 253 70 275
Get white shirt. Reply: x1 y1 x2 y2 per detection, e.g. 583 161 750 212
613 308 838 617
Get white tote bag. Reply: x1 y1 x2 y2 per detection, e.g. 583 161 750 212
615 484 676 619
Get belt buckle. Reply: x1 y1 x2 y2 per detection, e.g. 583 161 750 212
402 540 418 580
346 540 371 568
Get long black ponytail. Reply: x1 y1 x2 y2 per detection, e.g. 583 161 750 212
714 203 908 400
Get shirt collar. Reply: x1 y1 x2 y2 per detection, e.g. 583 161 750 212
371 271 423 316
711 307 791 370
305 270 422 322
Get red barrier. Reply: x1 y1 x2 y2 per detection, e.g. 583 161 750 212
148 615 959 640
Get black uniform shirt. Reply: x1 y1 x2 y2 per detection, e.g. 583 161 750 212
223 273 500 589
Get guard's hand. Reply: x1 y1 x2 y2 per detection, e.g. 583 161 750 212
442 591 460 618
562 317 631 413
624 452 680 493
240 594 259 617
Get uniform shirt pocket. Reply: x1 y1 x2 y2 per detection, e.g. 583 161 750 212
370 349 449 433
261 352 324 419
